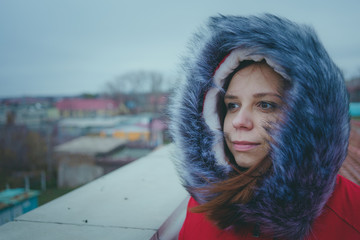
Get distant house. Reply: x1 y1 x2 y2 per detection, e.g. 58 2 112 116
99 114 167 146
147 93 169 113
56 98 121 118
55 136 127 188
0 97 60 130
101 125 151 142
96 142 154 174
57 116 130 143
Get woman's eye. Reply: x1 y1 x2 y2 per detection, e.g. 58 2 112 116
258 101 277 110
227 103 239 110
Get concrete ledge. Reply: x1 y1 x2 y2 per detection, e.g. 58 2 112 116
0 144 188 240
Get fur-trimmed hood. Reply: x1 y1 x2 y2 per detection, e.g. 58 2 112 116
169 14 350 240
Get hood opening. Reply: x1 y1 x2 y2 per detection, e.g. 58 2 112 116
202 48 289 169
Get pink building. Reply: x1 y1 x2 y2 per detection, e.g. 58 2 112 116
56 98 120 117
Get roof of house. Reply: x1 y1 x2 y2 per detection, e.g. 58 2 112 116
56 99 118 111
55 136 127 156
58 116 130 128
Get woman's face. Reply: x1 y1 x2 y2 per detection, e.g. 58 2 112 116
223 63 283 168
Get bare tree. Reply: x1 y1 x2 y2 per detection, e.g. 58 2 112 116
105 70 166 95
103 70 172 113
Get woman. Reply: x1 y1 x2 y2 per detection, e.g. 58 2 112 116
169 14 360 239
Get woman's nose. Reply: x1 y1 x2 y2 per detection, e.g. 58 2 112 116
232 108 254 130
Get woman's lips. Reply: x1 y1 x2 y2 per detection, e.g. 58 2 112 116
232 141 260 151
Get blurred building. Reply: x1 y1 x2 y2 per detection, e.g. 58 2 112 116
55 136 127 188
56 98 121 118
96 142 154 174
0 97 60 132
99 114 167 147
57 116 130 143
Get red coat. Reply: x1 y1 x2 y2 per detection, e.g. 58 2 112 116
179 175 360 240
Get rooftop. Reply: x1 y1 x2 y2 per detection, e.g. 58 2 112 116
58 116 129 128
54 136 127 156
56 98 118 111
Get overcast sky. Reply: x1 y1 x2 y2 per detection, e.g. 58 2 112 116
1 0 359 97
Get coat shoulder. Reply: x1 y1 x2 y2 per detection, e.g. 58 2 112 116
327 175 360 231
179 197 239 240
179 197 272 240
311 175 360 239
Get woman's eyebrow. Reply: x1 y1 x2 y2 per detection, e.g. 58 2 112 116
224 94 238 100
224 92 282 100
253 92 282 100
